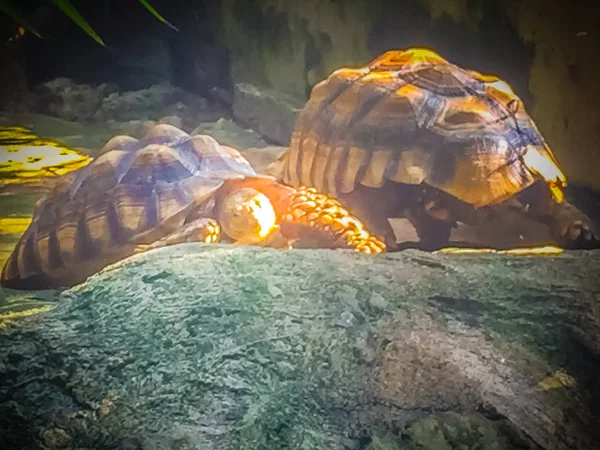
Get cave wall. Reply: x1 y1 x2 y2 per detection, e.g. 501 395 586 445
218 0 600 189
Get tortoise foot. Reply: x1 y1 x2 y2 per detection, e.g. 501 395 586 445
557 220 599 250
284 187 386 254
140 218 221 253
551 202 600 250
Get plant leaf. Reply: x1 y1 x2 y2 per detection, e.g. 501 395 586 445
138 0 178 32
0 0 42 38
51 0 106 47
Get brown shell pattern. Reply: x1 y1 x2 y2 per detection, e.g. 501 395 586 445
2 124 257 288
280 48 559 207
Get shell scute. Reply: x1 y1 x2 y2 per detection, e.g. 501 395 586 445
283 48 558 208
2 124 264 288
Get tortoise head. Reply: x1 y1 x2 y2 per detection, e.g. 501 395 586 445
217 187 278 244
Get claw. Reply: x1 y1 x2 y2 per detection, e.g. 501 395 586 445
566 220 583 242
285 186 386 253
202 219 221 243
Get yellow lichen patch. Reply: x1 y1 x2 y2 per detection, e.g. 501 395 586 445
0 217 32 235
0 127 91 185
0 218 33 269
0 241 17 270
0 304 55 330
536 370 576 391
439 245 563 256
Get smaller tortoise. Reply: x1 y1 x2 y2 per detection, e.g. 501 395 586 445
270 48 599 250
1 124 384 290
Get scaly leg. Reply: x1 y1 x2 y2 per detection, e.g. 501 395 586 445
135 218 221 253
405 206 454 251
515 182 599 249
282 187 386 253
218 178 386 253
548 201 599 249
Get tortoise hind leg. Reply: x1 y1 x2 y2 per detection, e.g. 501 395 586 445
135 218 221 253
405 207 454 251
338 182 458 251
337 182 414 250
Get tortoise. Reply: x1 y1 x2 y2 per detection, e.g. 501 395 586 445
1 124 384 290
269 48 599 250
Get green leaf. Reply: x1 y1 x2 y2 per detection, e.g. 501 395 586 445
51 0 106 47
0 0 43 38
138 0 179 32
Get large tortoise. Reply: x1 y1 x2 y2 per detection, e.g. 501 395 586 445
1 124 384 290
270 48 598 250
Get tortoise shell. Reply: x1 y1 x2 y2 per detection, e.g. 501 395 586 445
2 124 260 288
279 48 564 208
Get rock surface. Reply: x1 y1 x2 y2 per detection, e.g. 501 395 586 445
0 244 599 449
232 82 304 145
33 79 223 131
192 117 269 150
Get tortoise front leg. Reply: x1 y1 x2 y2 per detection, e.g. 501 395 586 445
281 187 386 253
514 182 599 249
547 201 599 249
218 178 385 253
135 218 221 253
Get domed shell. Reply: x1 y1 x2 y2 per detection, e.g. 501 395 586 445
281 48 563 208
2 124 258 287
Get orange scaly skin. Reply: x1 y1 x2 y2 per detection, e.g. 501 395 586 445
219 178 386 253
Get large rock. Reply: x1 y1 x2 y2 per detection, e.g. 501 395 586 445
32 79 220 131
232 82 304 145
1 244 599 449
34 78 114 122
192 117 269 150
93 82 211 127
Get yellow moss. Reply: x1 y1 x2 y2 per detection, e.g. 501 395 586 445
536 370 576 391
0 304 54 329
439 245 563 256
0 217 32 235
0 218 32 268
0 127 91 185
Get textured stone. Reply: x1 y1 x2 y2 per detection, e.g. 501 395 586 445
158 115 184 129
0 245 599 449
232 82 304 145
192 117 269 150
35 78 102 122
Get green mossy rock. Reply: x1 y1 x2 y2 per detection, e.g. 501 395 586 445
0 244 599 449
